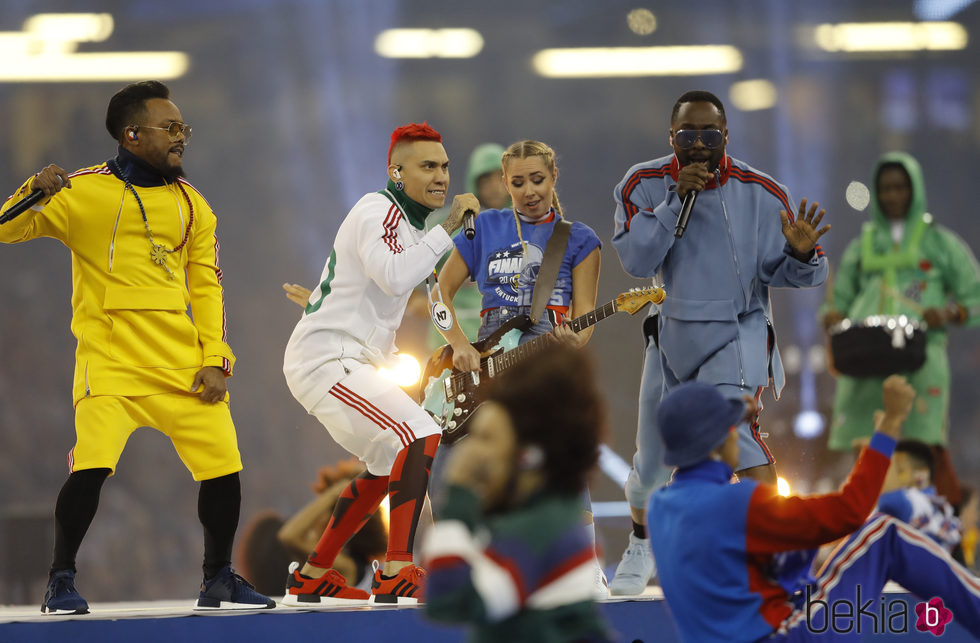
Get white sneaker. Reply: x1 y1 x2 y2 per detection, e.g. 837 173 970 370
592 559 609 600
608 533 655 596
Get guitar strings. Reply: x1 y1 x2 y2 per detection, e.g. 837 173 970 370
445 298 626 390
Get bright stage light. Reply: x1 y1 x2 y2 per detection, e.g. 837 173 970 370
0 53 189 82
378 354 422 388
0 13 189 82
374 28 484 58
23 13 114 48
379 496 390 531
793 410 825 439
729 79 778 111
532 45 742 78
777 477 792 497
814 22 967 52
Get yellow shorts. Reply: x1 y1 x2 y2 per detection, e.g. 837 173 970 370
71 393 242 481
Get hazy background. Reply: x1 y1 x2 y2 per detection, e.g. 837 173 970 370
1 0 978 602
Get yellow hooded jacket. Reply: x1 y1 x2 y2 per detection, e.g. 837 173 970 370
0 161 235 404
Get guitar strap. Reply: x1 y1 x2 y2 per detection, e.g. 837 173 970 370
528 219 572 325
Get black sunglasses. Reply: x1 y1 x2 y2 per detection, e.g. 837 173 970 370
672 129 724 150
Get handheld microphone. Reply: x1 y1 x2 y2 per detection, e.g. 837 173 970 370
0 189 45 225
674 189 698 239
0 175 63 225
463 208 476 240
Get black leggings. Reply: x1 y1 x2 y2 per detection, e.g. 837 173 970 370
51 468 241 580
51 468 110 574
199 472 241 578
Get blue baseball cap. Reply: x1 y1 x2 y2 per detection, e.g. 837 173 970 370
658 381 745 469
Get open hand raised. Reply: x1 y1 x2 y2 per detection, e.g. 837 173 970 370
780 198 830 261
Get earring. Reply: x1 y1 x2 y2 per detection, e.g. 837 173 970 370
395 180 404 191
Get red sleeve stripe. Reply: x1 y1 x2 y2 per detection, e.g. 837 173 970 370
485 547 529 605
212 236 227 342
382 204 404 253
731 168 828 259
748 386 774 462
177 178 215 211
728 168 794 221
68 166 113 179
620 164 671 231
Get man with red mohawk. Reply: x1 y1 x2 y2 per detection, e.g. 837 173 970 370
283 122 478 605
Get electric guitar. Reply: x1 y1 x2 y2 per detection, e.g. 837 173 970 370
420 287 666 445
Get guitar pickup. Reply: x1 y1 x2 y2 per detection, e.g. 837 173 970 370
470 371 480 387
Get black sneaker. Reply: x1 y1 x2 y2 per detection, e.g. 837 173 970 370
41 569 90 615
194 565 276 610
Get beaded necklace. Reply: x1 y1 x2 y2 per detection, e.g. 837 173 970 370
111 159 194 280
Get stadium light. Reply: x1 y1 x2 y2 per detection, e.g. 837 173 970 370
0 13 189 82
375 28 484 58
814 21 967 52
532 45 742 78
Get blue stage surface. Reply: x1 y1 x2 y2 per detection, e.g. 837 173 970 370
0 586 975 642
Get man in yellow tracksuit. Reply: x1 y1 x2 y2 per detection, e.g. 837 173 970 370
0 81 273 613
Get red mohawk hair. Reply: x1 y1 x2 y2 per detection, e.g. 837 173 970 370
388 122 443 165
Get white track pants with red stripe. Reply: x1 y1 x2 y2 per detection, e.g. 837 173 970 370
776 514 980 640
307 362 441 476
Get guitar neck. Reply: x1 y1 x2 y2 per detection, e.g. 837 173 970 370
487 299 618 375
567 300 617 334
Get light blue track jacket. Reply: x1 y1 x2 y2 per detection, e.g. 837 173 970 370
612 154 828 394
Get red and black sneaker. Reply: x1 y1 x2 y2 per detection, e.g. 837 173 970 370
368 561 425 606
281 562 369 606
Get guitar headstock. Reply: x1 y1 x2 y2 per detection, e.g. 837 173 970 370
614 287 666 315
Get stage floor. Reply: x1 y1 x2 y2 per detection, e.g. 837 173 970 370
0 585 975 642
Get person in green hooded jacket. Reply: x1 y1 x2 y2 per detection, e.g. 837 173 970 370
822 151 980 505
421 143 512 349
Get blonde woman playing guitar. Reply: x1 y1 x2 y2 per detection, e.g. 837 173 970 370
427 139 609 593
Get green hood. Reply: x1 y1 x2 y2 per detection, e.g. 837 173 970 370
861 151 932 274
869 151 928 228
465 143 506 197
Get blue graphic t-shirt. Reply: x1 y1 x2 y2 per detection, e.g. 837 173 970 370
453 208 601 320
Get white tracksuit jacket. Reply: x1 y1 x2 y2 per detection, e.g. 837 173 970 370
283 191 452 410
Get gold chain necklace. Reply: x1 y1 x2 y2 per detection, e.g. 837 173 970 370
112 160 194 279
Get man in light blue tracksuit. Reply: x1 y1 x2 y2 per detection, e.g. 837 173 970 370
607 90 832 595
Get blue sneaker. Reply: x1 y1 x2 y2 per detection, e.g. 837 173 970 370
195 566 276 610
41 569 90 615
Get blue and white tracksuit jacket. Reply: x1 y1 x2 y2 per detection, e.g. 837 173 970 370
649 434 980 642
612 154 828 504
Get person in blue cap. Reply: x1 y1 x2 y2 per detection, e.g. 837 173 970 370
649 376 980 642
